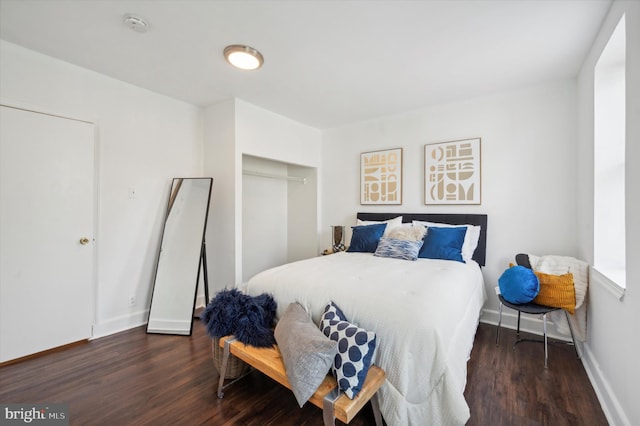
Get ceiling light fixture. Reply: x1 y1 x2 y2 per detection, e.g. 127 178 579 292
123 14 149 33
224 45 264 70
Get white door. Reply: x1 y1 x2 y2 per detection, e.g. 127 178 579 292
0 105 95 363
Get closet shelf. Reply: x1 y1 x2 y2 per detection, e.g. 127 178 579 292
242 169 307 184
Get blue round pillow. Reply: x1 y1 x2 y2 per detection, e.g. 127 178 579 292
498 265 540 304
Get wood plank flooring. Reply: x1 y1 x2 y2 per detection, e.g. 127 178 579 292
0 321 607 425
465 323 606 426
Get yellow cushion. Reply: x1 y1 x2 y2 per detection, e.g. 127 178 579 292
533 271 576 315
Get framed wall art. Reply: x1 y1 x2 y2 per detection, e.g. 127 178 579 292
360 148 402 205
424 138 481 205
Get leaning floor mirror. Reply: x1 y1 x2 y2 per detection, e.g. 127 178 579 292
147 177 213 335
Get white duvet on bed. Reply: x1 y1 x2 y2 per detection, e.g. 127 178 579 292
245 252 486 426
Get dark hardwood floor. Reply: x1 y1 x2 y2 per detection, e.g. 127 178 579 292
465 323 606 426
0 321 607 425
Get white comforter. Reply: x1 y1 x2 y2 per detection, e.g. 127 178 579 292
245 252 486 425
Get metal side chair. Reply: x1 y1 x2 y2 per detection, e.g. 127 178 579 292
495 254 580 368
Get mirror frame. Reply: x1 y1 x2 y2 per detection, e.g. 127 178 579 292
146 177 213 335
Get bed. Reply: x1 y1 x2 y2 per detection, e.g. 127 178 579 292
245 213 487 425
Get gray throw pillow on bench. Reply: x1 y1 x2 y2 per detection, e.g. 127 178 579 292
274 302 338 407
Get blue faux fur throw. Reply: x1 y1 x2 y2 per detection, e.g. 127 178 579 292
200 288 277 347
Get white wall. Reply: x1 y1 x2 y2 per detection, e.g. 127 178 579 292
288 164 319 260
242 155 289 280
236 101 322 278
322 80 579 329
236 100 323 168
577 2 640 425
203 99 322 290
0 40 203 337
203 99 238 292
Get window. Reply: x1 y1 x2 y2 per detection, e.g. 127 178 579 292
594 14 626 290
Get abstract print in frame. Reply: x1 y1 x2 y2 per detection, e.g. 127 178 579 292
360 148 402 205
425 138 481 205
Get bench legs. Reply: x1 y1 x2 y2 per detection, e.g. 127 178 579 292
322 386 341 426
322 387 383 426
217 337 251 399
216 337 235 398
371 394 383 426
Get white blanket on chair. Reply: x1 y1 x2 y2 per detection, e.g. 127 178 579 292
528 254 589 341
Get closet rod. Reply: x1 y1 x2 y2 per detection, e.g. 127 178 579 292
242 169 307 184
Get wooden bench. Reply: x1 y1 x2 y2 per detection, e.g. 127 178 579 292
216 336 385 426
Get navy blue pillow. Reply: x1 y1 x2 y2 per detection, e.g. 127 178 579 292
498 265 540 304
418 226 467 262
347 223 387 253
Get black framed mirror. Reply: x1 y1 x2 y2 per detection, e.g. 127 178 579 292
147 177 213 335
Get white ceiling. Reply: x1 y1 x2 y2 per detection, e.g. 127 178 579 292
0 0 611 129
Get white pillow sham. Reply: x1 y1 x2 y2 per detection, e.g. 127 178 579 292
357 215 403 237
412 220 481 263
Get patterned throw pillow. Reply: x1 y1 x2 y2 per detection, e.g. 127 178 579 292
319 301 348 330
320 303 376 399
374 237 423 261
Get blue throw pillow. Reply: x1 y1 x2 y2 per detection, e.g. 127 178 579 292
418 226 467 262
498 265 540 304
346 223 387 253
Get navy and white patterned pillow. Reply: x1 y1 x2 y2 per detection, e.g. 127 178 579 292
320 304 377 399
373 237 424 261
319 301 347 331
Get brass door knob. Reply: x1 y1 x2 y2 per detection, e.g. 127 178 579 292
79 237 90 245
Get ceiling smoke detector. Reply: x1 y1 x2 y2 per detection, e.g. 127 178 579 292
123 14 149 33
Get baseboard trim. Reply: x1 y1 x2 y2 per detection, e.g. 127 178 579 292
91 310 148 339
147 318 193 335
580 343 631 426
480 308 572 342
91 305 207 339
0 339 89 366
195 294 207 309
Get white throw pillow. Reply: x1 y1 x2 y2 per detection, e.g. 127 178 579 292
357 216 403 237
387 223 427 242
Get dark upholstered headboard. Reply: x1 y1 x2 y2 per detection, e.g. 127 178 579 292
356 212 488 266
